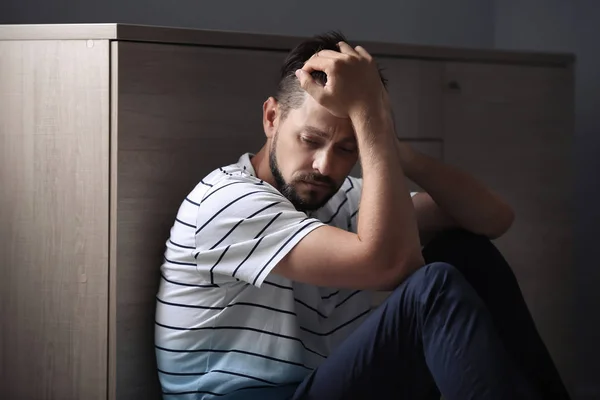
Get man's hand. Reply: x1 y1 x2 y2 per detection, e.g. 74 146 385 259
295 42 389 121
292 41 424 286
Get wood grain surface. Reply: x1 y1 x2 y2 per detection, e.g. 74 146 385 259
0 39 110 400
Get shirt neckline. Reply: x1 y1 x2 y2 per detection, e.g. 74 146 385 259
237 153 257 177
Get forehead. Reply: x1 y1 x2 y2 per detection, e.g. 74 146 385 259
284 95 355 140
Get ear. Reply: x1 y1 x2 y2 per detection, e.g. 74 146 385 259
263 97 279 140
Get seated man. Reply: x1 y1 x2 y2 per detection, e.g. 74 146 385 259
155 32 570 400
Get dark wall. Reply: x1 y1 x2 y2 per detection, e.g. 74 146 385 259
495 1 600 399
0 0 494 48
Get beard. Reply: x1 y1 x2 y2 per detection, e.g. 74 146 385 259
269 134 339 212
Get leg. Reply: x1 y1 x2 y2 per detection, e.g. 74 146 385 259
291 262 539 400
422 229 571 399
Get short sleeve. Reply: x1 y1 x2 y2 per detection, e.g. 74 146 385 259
194 176 324 287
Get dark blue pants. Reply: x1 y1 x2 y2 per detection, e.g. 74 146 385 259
291 230 571 400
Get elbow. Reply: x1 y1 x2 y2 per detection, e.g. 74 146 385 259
377 249 425 291
400 251 426 277
483 205 515 240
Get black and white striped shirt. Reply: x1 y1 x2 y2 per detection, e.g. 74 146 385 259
155 153 385 399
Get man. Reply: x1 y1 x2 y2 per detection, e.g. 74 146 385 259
155 32 570 400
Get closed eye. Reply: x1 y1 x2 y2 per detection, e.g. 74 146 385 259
337 145 357 154
301 136 321 147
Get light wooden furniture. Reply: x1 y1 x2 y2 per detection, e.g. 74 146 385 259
0 24 575 399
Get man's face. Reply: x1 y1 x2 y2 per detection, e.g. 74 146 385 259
269 95 359 211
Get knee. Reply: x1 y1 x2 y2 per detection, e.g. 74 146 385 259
386 261 484 316
390 262 468 302
417 262 465 292
420 261 461 281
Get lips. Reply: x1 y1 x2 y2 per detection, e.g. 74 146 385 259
302 180 330 190
306 181 327 186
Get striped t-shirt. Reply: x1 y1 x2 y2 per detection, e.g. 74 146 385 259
155 153 375 400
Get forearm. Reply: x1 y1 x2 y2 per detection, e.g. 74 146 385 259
352 110 423 269
400 141 514 238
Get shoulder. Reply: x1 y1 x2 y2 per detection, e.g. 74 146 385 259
185 160 268 202
194 172 309 242
198 173 286 213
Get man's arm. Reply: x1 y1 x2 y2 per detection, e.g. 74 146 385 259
397 140 515 242
273 43 424 291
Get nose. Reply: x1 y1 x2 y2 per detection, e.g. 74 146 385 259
312 148 334 177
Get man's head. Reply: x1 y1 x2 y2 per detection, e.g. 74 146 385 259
262 31 387 212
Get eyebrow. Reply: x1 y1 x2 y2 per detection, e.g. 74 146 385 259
304 126 356 144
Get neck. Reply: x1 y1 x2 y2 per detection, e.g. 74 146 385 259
251 144 277 188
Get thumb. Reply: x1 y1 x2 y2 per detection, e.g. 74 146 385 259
295 69 323 100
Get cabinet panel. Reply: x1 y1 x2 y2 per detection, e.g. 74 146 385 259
113 41 285 400
0 40 110 400
442 62 574 388
376 58 443 140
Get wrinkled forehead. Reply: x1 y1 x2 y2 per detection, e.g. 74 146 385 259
283 95 356 141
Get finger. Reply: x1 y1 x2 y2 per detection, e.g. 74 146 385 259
354 45 373 61
295 69 324 100
313 49 346 59
301 56 334 74
337 41 359 57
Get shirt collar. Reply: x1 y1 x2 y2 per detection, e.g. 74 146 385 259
237 153 257 177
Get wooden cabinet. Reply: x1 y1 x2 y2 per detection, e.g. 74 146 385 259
442 62 575 380
0 24 575 399
0 39 110 400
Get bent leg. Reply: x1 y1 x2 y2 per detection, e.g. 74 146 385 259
422 229 571 399
291 262 539 400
